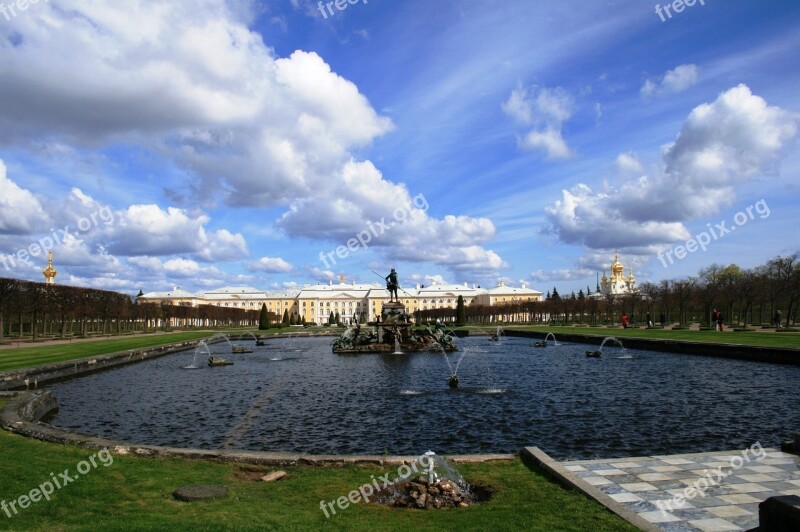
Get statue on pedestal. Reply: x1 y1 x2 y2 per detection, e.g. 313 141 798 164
385 268 399 302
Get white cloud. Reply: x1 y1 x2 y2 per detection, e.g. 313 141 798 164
520 128 572 160
249 257 294 273
503 85 574 160
0 162 51 235
108 204 247 261
545 85 798 252
615 152 644 174
279 160 506 274
0 1 503 279
641 64 700 97
163 258 204 276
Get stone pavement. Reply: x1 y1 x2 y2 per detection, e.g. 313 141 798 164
561 448 800 531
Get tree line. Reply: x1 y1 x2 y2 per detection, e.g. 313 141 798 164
415 255 799 329
0 278 266 341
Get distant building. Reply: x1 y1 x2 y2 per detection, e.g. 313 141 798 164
593 254 636 298
139 275 543 324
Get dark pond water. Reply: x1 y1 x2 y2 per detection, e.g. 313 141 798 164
48 336 800 460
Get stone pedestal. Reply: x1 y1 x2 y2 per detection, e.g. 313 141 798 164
381 301 408 324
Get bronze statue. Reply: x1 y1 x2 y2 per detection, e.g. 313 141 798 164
385 268 399 302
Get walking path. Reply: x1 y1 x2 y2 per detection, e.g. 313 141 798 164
0 331 179 351
559 448 800 531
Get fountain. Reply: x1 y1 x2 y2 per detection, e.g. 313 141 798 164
378 451 478 509
438 331 466 388
534 332 560 348
586 336 625 357
488 326 503 342
183 341 210 369
333 269 457 355
393 336 404 355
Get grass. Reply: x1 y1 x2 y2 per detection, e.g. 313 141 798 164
0 332 216 372
488 325 800 349
0 421 635 531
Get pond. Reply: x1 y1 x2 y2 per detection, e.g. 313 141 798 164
48 335 800 460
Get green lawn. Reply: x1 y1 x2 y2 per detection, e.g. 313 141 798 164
0 332 215 372
492 325 800 349
0 420 634 531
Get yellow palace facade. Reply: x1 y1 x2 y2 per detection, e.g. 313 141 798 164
139 276 543 324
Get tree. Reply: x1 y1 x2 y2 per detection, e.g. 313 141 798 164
282 309 289 327
328 311 335 325
335 311 341 326
258 303 269 330
0 279 19 341
455 295 466 326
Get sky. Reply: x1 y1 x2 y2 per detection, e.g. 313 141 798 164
0 0 798 295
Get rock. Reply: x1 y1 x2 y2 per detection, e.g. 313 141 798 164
260 471 287 482
113 446 130 455
458 502 470 509
416 493 427 508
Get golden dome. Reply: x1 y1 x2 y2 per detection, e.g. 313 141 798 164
611 254 624 274
43 251 57 284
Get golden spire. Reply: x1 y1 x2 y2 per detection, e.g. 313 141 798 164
43 251 57 285
628 268 636 284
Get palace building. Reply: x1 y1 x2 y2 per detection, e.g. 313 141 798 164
139 275 544 324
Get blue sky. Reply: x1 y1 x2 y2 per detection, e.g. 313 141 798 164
0 0 798 294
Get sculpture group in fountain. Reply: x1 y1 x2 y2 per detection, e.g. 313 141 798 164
332 269 457 354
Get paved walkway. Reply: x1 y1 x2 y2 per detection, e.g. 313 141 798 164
561 448 800 531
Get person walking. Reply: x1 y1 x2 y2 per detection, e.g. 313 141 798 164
621 312 629 329
774 310 783 330
646 312 653 328
712 309 719 332
716 311 724 332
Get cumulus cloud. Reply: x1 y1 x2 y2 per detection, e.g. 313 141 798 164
546 85 798 252
0 1 504 280
107 204 248 261
615 152 644 175
279 160 507 273
248 257 294 273
641 64 700 97
503 84 574 160
0 161 51 235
